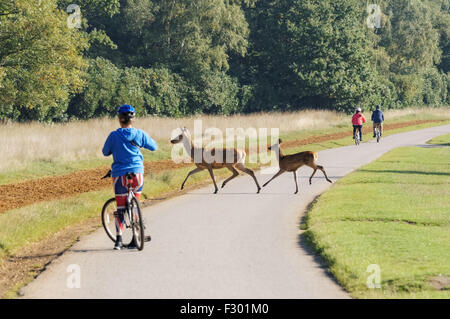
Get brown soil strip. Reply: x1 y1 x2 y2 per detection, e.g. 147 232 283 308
0 161 191 214
0 119 444 215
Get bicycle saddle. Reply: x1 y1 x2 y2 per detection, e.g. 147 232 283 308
125 172 137 179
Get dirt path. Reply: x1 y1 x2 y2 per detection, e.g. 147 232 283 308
0 119 443 214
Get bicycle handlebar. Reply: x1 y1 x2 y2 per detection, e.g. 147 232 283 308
101 170 112 179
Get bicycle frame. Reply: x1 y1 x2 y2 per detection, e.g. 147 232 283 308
124 178 137 226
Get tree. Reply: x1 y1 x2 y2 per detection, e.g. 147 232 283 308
0 0 88 121
237 0 378 112
381 0 441 74
116 0 249 74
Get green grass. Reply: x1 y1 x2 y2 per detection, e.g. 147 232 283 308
303 134 450 299
428 133 450 146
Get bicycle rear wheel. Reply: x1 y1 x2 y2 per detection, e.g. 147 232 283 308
355 132 360 146
130 197 145 251
101 198 117 243
102 198 134 246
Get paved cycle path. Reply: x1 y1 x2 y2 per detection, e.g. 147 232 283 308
21 124 450 298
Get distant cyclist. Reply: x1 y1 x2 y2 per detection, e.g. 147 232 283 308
371 104 384 138
352 107 366 141
102 104 158 250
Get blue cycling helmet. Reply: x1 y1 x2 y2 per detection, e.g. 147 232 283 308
117 104 135 115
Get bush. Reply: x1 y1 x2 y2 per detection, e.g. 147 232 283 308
189 71 241 115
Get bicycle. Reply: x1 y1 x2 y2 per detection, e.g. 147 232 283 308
354 130 361 146
101 170 146 250
374 124 381 143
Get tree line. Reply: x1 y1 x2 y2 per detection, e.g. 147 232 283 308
0 0 449 122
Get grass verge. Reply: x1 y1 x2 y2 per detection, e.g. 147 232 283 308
303 133 450 298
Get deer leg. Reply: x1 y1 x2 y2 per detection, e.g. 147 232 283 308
317 165 332 183
262 169 285 188
207 167 219 194
309 167 317 185
293 171 299 194
181 167 204 190
235 163 261 193
222 165 239 189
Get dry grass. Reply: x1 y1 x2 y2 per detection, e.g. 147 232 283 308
0 108 448 173
383 107 449 119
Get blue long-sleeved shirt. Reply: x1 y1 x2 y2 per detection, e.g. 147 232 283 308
102 128 158 178
371 110 384 123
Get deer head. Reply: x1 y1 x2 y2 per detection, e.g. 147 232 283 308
268 139 283 151
170 127 191 144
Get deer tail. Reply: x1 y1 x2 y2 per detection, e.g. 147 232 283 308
237 150 246 164
313 152 318 161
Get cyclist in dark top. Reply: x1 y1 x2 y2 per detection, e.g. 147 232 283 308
102 104 158 250
371 105 384 138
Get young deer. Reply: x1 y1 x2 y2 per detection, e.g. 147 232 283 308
263 139 332 194
170 128 261 194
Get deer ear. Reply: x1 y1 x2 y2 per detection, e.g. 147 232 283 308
279 138 283 144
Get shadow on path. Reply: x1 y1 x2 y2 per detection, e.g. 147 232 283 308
360 169 449 176
417 143 450 148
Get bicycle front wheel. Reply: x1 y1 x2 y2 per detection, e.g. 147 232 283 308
130 197 145 251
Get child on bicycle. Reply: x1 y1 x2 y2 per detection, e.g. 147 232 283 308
102 104 158 250
352 107 366 141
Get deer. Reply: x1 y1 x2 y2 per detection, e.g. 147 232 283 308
170 127 261 194
262 139 332 194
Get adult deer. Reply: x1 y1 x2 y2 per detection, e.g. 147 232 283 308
170 128 261 194
263 139 332 194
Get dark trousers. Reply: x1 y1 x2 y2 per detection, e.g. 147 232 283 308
353 125 363 140
373 122 383 136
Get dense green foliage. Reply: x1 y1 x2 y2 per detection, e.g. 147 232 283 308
0 0 88 121
0 0 449 121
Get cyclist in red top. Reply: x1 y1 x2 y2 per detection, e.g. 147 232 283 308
352 108 366 141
